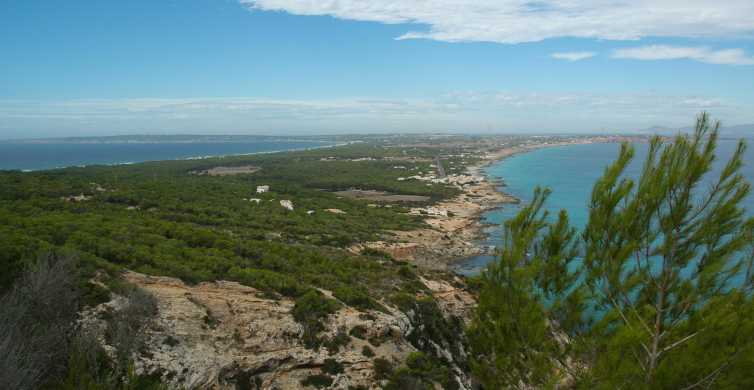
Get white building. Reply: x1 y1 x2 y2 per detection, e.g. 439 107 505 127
280 200 294 211
256 185 270 193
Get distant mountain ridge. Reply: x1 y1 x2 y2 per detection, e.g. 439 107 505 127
636 123 754 138
2 134 332 144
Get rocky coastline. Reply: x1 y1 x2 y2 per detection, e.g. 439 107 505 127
356 135 641 270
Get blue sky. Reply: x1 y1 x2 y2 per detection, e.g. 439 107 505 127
1 0 754 138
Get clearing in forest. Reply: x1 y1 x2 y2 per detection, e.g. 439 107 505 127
190 165 261 176
334 189 430 203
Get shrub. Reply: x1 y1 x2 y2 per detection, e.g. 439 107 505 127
360 247 393 259
362 346 375 358
349 325 368 339
383 352 458 390
358 312 376 321
322 358 344 375
373 358 393 380
368 336 384 347
388 292 417 312
397 265 415 279
323 329 350 354
292 290 340 349
162 336 180 347
300 374 333 388
105 285 158 377
333 285 378 311
227 267 306 298
383 367 428 390
0 253 79 389
59 334 114 389
61 334 168 390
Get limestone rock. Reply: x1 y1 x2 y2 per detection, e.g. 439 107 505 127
84 272 433 389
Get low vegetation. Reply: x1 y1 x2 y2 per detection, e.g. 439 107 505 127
292 290 340 349
300 373 333 388
383 352 459 390
1 254 164 389
0 142 466 302
0 254 79 389
0 138 485 388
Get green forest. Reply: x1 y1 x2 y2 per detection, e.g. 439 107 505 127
0 141 476 299
0 139 481 389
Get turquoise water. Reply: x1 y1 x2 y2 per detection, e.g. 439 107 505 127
457 138 754 275
0 140 332 171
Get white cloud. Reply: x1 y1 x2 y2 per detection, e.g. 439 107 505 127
240 1 754 44
1 93 750 138
612 45 754 65
551 52 596 61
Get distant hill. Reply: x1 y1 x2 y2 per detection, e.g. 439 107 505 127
3 134 332 144
719 124 754 138
636 124 754 138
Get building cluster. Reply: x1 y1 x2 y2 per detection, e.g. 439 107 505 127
61 194 93 202
319 156 378 162
409 206 448 217
246 184 347 215
397 173 484 188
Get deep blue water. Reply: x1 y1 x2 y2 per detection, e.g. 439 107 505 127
457 138 754 275
0 140 332 171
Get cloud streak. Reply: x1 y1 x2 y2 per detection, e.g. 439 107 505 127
551 52 596 61
613 45 754 65
2 93 750 138
240 1 754 44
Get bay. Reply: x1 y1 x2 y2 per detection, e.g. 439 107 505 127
0 140 333 171
457 138 754 275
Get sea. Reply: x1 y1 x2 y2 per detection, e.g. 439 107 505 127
0 140 333 171
457 138 754 275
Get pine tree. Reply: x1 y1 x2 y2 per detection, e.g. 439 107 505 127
582 112 752 387
468 113 754 389
467 187 582 389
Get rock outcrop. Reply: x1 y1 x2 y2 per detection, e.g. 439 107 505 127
81 272 473 389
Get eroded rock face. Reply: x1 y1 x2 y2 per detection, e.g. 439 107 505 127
84 272 424 389
419 276 477 323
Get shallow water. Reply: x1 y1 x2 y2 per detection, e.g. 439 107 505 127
457 138 754 275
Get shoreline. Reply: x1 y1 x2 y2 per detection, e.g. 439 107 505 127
360 136 642 270
4 141 347 172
